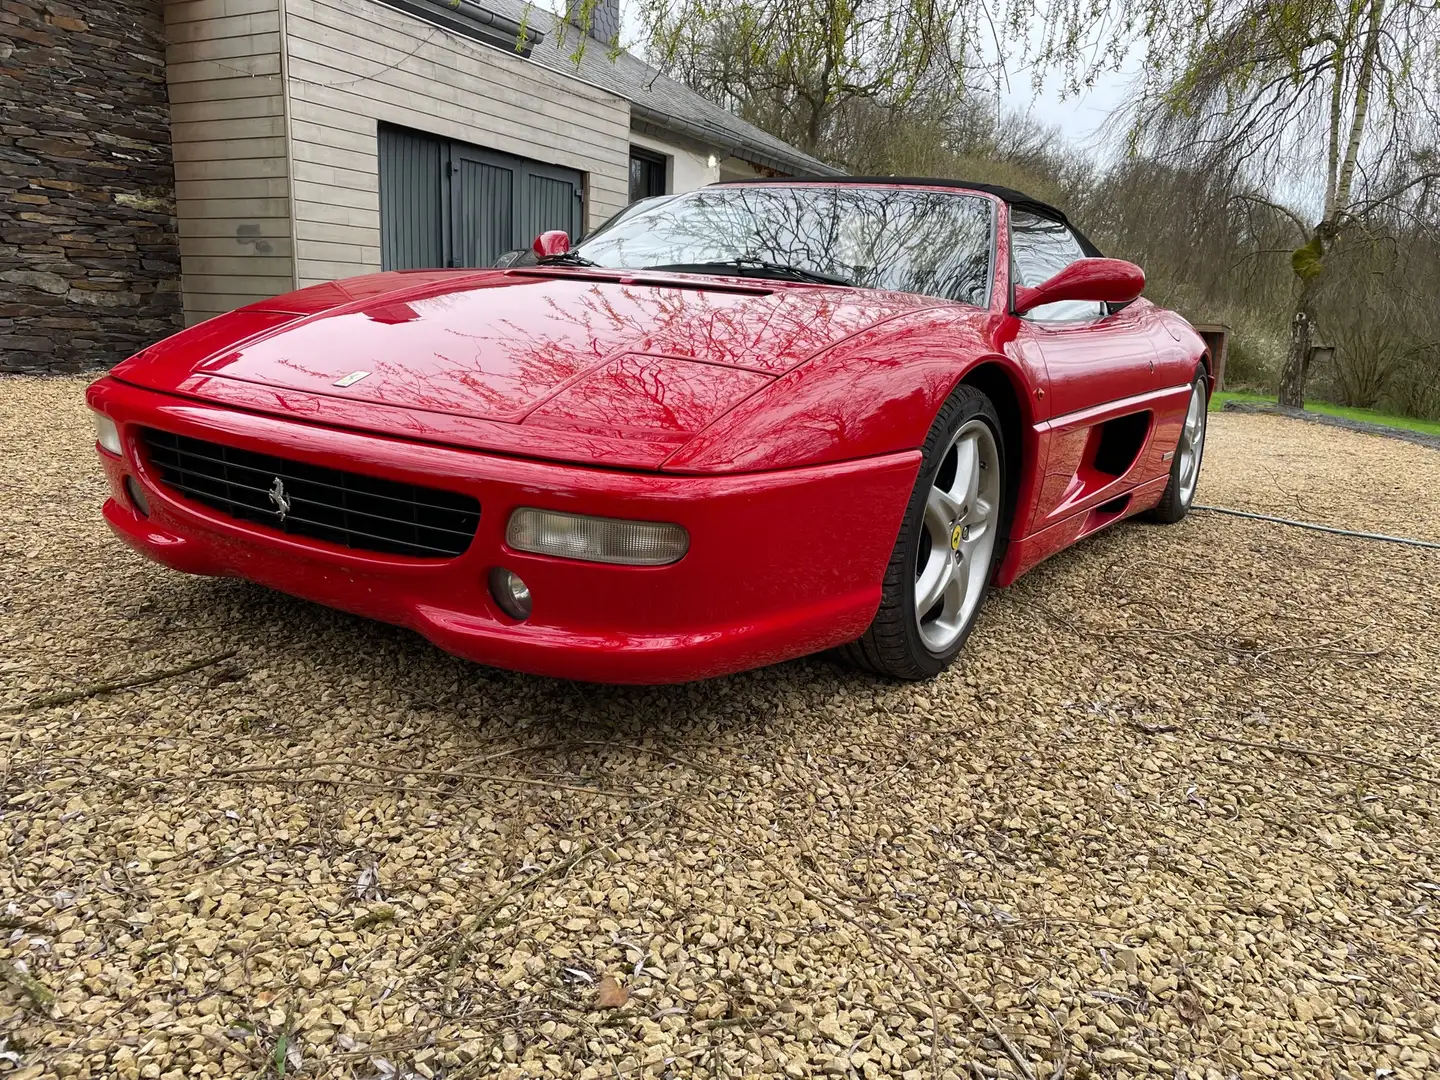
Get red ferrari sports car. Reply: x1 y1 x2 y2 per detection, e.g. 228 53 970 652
87 178 1210 683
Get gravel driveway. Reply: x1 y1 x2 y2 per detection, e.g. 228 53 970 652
2 378 1438 1080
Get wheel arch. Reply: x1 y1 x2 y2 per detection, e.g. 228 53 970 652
957 359 1031 549
1195 345 1213 389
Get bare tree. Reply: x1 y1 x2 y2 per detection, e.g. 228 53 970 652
633 0 988 155
1082 0 1440 406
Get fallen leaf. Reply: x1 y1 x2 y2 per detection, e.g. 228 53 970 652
596 974 628 1009
354 864 381 901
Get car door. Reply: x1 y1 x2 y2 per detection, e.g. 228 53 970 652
1009 209 1166 531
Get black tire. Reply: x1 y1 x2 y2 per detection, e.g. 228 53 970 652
837 383 1006 680
1147 371 1209 524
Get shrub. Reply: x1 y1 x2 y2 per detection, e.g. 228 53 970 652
1384 349 1440 420
1222 332 1277 392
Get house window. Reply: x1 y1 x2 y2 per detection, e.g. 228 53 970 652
629 147 667 203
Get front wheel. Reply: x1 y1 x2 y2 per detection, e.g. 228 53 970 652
838 383 1006 680
1147 372 1208 523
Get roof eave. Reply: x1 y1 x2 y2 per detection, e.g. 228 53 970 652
374 0 542 56
627 101 840 178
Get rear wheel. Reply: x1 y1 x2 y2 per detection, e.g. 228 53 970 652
839 383 1006 680
1147 372 1208 523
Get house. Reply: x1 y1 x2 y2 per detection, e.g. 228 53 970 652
0 0 832 373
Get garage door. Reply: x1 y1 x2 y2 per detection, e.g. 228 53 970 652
378 124 585 271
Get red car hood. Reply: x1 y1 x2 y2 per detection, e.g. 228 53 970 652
115 269 934 469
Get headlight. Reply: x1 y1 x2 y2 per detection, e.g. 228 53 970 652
92 412 122 456
506 508 689 566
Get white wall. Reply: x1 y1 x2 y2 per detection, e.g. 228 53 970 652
718 156 765 183
628 130 718 193
280 0 633 287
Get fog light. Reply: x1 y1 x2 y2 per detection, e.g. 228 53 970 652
506 508 689 566
124 475 151 518
93 412 121 456
489 568 532 620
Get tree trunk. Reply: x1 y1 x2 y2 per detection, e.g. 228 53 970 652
1277 280 1318 409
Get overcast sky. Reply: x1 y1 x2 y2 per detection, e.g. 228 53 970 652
600 1 1143 155
1000 65 1137 153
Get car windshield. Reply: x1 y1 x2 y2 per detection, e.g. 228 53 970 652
570 185 995 304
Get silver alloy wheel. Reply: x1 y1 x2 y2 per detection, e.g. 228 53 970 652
914 418 1002 653
1177 381 1207 506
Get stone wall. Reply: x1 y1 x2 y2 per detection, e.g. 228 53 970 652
0 0 181 374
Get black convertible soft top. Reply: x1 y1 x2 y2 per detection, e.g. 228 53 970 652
716 174 1103 257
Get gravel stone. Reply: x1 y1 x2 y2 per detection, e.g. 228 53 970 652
1 379 1437 1078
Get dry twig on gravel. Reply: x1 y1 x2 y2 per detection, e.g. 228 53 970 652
5 649 237 712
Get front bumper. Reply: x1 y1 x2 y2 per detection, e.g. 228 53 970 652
87 377 918 683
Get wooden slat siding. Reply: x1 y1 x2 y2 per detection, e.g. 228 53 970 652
176 177 291 201
292 179 374 211
288 73 633 186
289 98 381 136
178 197 290 219
171 116 287 143
183 280 295 301
284 42 631 150
167 76 287 105
293 201 381 230
167 32 282 63
168 12 281 43
289 116 376 153
283 0 630 286
289 0 627 111
168 55 283 82
283 18 630 136
288 238 375 263
293 159 377 194
181 235 295 257
296 219 381 246
181 255 297 276
297 258 380 281
168 0 282 25
176 216 293 239
172 137 292 163
286 60 626 164
171 213 289 234
170 95 286 124
291 138 377 178
165 0 294 325
175 157 290 182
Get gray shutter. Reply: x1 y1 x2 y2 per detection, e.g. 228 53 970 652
377 125 585 270
452 150 515 268
521 168 582 246
377 125 445 271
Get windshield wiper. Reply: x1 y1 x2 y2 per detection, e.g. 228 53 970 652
640 257 850 286
537 251 599 267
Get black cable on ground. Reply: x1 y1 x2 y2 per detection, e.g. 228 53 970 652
1192 504 1440 551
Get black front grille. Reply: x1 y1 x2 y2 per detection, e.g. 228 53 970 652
141 428 480 559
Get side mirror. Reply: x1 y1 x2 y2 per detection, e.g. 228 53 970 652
1013 257 1144 316
532 230 570 259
